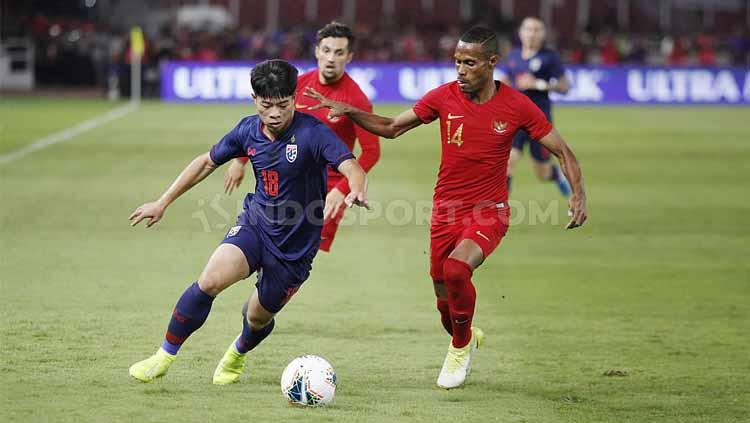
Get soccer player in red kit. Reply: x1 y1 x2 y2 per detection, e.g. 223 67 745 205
305 27 588 389
224 22 379 252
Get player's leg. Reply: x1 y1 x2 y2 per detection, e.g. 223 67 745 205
430 223 460 336
433 282 452 336
129 242 254 383
530 139 570 196
320 206 345 252
443 239 484 348
436 206 510 388
436 237 485 389
213 249 314 384
507 131 527 193
213 290 276 385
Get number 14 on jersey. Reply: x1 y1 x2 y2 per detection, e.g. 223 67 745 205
446 119 464 147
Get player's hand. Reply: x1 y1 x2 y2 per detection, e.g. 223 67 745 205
345 191 370 211
515 73 537 90
129 201 166 228
323 187 347 221
224 159 245 195
566 193 587 230
303 87 350 119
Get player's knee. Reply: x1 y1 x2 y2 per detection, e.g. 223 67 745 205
247 314 272 330
197 271 227 296
443 258 471 286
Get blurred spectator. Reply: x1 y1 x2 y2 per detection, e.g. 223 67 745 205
696 32 716 66
438 26 461 61
664 35 689 65
599 30 620 65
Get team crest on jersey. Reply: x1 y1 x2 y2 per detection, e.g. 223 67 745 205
493 120 508 134
286 144 298 163
529 57 542 72
226 225 241 238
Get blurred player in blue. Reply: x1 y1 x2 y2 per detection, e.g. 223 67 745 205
127 59 369 384
500 17 571 196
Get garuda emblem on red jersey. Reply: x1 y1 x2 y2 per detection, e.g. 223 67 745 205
493 120 508 134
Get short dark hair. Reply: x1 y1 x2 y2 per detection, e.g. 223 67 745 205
316 21 355 51
251 59 298 99
459 26 498 58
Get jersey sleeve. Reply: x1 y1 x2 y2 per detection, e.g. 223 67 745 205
412 85 445 124
518 94 554 141
549 52 565 79
209 118 247 166
313 123 356 171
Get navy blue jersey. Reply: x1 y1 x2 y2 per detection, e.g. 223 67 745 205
500 47 565 113
210 112 355 260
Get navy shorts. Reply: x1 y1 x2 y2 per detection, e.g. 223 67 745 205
512 107 553 162
220 222 316 314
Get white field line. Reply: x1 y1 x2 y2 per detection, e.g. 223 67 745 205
0 103 137 165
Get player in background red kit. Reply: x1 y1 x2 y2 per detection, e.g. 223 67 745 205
224 22 380 252
305 27 587 389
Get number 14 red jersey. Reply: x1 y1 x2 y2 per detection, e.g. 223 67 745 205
412 81 553 221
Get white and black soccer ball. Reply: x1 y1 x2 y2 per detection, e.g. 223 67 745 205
280 355 337 406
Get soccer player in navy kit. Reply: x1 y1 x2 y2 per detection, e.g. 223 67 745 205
500 17 571 196
224 22 380 253
127 60 369 384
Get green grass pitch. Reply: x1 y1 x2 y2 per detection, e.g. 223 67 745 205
1 97 748 422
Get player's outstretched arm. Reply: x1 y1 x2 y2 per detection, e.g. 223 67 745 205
324 158 369 221
129 152 219 227
538 129 587 229
304 87 422 139
224 158 247 195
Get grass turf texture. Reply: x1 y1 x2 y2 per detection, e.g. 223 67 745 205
1 99 748 422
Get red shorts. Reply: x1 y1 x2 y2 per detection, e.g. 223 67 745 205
429 204 510 281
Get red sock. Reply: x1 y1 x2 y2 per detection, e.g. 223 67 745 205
319 237 333 252
443 258 476 348
436 297 453 336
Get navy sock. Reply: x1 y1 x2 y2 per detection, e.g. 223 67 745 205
161 282 215 355
235 311 275 354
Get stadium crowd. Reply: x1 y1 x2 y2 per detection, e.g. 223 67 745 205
24 15 750 90
135 23 749 66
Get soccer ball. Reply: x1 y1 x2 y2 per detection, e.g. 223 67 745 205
280 355 337 406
